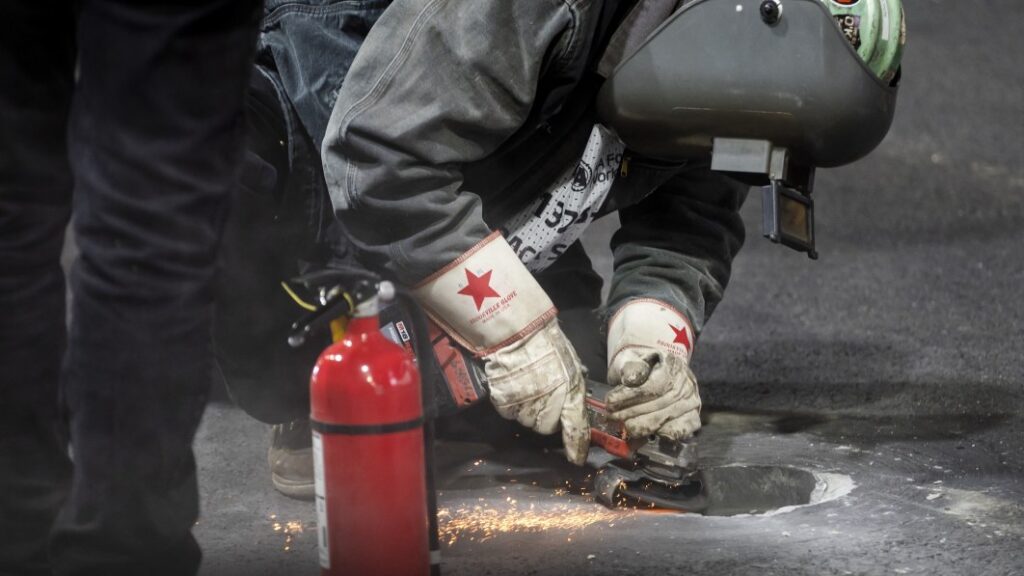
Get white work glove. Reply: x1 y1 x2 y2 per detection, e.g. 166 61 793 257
485 320 589 465
606 299 701 441
413 233 590 465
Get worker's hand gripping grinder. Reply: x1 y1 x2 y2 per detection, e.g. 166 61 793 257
330 291 702 511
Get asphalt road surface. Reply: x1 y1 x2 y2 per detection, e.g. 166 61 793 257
191 1 1024 574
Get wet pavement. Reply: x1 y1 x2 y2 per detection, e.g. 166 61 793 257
192 1 1024 574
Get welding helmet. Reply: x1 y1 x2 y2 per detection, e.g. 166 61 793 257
597 0 905 168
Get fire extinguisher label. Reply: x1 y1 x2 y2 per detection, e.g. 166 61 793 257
312 431 330 569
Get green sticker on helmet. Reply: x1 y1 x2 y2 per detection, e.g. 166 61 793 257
825 0 905 84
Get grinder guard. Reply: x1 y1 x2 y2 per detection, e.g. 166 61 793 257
596 0 901 169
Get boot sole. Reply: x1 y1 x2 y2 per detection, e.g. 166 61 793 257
271 472 315 501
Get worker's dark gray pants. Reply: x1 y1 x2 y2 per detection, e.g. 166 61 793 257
215 59 608 428
0 3 259 575
217 150 607 423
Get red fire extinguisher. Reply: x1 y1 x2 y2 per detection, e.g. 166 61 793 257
308 281 430 575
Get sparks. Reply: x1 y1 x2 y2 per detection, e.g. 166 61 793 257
270 517 307 553
437 503 632 547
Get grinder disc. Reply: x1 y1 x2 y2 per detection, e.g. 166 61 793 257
617 474 708 512
595 465 708 512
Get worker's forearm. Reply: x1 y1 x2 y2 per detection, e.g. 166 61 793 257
607 167 750 338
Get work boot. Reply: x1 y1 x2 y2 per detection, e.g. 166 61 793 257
268 419 314 500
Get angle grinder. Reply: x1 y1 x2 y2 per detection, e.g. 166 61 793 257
586 380 706 512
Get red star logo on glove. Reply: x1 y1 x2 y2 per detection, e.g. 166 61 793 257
670 324 691 352
458 269 500 311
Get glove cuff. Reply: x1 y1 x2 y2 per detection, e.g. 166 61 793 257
607 299 694 365
413 231 557 356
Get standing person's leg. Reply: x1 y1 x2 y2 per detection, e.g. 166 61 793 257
0 6 76 575
49 2 260 575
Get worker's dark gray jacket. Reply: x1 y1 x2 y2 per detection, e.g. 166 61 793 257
322 0 750 336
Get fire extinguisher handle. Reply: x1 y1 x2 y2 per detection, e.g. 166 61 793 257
287 289 354 348
287 279 384 348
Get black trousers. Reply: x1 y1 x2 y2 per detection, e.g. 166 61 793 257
0 3 259 575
